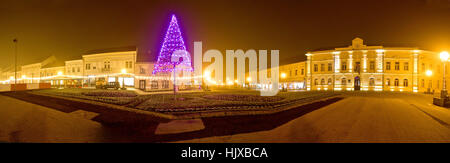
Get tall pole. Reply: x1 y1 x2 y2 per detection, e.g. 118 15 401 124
13 38 17 92
444 62 446 91
442 62 447 99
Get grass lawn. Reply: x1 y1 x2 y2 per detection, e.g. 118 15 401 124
31 88 339 114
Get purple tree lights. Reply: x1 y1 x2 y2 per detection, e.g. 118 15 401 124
152 14 193 74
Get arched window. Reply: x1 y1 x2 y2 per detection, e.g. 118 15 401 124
369 78 375 86
341 78 347 86
328 78 332 85
403 79 408 87
386 78 390 86
321 78 325 85
394 79 399 86
314 79 318 85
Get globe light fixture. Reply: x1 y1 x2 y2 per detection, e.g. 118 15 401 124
121 69 127 74
281 73 287 79
426 70 433 76
440 51 449 62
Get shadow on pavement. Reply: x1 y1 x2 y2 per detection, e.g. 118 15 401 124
123 97 343 142
1 91 343 142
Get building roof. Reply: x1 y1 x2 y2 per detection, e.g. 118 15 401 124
41 59 65 69
84 46 137 55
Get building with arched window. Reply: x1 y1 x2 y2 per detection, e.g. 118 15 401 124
305 37 445 92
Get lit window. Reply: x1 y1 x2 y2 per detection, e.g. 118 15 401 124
370 61 375 70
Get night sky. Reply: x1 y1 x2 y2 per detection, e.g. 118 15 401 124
1 0 450 68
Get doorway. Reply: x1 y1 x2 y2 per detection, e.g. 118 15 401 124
139 80 146 90
354 76 361 91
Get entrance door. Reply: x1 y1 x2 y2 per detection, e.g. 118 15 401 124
354 76 361 91
139 80 146 90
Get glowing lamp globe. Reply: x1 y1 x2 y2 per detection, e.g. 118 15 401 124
426 70 433 76
440 51 449 61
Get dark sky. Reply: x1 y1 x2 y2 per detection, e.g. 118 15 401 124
1 0 450 68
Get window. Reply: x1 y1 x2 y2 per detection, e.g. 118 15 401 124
404 79 408 87
395 62 400 70
314 79 318 85
437 80 440 89
295 70 298 76
355 62 360 72
93 66 96 70
140 67 146 74
86 64 91 70
104 61 110 69
421 79 425 87
328 63 332 71
151 81 158 89
386 62 391 70
290 70 292 76
125 61 133 68
301 69 304 75
370 61 375 70
429 80 432 88
369 78 375 86
321 78 325 85
394 79 399 86
386 78 390 86
72 67 75 73
77 67 80 72
162 80 170 88
328 78 332 85
404 62 409 71
321 64 324 72
422 63 426 73
314 64 318 72
342 62 347 71
341 78 346 86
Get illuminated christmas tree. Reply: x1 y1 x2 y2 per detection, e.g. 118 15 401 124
152 14 193 74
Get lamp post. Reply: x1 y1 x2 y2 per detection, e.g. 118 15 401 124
440 51 449 99
426 70 433 93
121 69 126 90
246 77 252 89
281 73 287 92
13 38 17 92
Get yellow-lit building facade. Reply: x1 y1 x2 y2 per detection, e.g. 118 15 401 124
279 62 307 90
305 38 445 93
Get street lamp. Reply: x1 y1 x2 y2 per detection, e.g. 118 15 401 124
281 73 287 91
426 70 433 93
121 69 126 89
439 51 449 99
13 38 18 92
426 70 433 77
